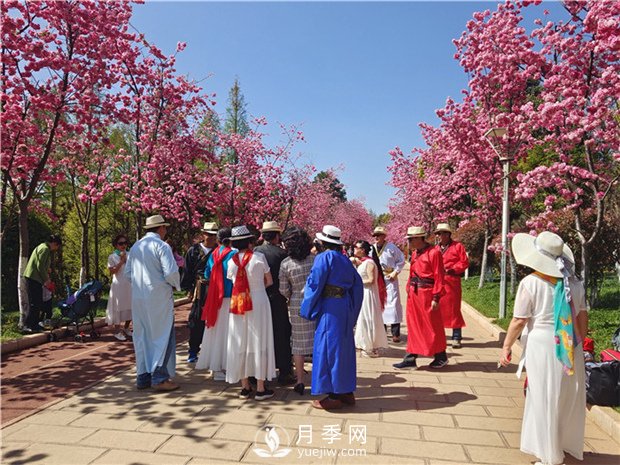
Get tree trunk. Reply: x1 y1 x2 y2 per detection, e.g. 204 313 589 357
509 244 517 296
80 221 90 287
17 201 30 328
478 229 489 289
94 202 99 281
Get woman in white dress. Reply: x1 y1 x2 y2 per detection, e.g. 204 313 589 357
352 240 388 357
500 231 588 465
225 225 276 401
106 234 132 341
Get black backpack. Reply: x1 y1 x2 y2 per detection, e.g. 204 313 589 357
585 361 620 407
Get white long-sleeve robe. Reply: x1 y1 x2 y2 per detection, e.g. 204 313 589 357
373 242 405 325
125 232 180 377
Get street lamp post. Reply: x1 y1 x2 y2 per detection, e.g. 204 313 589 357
484 127 510 319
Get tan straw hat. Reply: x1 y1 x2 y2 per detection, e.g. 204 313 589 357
144 215 170 229
511 231 574 278
260 221 282 233
405 226 427 238
434 223 453 234
372 226 387 236
201 222 219 234
316 225 344 245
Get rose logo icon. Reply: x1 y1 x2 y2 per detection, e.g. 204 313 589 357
253 425 292 458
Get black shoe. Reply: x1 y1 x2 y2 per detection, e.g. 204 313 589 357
255 389 275 401
293 383 305 396
278 373 296 386
137 384 151 390
239 388 253 399
393 360 417 370
429 358 448 369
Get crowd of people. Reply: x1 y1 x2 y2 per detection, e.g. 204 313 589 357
21 214 588 465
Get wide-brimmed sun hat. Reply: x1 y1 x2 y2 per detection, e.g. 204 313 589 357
260 221 282 233
230 225 255 241
405 226 427 238
434 223 453 234
372 226 387 236
144 215 170 229
511 231 575 278
201 222 219 234
316 225 344 245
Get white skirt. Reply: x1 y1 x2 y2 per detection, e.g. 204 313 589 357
381 279 403 324
196 298 231 372
225 291 276 383
355 287 389 352
521 327 586 464
106 279 132 325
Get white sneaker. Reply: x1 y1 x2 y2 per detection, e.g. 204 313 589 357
124 329 133 337
114 332 127 341
213 371 226 381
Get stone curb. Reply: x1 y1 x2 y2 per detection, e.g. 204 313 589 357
0 297 191 355
461 299 620 444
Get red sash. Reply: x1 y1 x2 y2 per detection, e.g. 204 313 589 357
230 251 253 315
201 246 232 327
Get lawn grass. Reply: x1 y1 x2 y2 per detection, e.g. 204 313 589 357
1 290 188 343
462 274 620 358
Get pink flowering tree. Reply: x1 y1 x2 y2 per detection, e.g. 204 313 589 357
1 0 136 324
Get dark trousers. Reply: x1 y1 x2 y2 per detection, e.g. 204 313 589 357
403 351 447 362
452 328 462 341
25 278 43 329
137 323 176 387
384 323 401 338
270 293 292 377
188 282 208 355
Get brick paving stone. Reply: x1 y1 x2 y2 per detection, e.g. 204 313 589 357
2 443 106 465
241 446 337 464
455 415 523 432
584 438 620 455
158 436 250 461
380 437 468 462
3 424 96 444
21 410 84 426
214 423 296 442
69 412 146 431
446 393 517 407
486 406 524 419
79 429 170 452
336 453 425 464
196 407 272 425
422 425 504 446
381 409 455 427
473 386 524 397
343 419 421 440
137 417 221 438
91 449 190 465
416 401 488 416
466 445 538 464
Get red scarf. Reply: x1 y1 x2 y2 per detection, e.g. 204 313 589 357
230 250 253 315
362 257 387 310
201 246 232 327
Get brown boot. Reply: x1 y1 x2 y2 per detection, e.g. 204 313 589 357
153 379 180 392
312 396 343 410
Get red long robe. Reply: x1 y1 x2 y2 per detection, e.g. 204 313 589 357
406 245 446 356
439 240 469 329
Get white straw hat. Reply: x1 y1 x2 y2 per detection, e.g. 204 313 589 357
144 215 170 229
201 222 219 234
260 221 282 233
372 226 387 236
511 231 574 278
434 223 453 234
405 226 427 238
316 225 344 245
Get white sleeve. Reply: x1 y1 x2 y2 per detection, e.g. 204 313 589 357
513 280 534 318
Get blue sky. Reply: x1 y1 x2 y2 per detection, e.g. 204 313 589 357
131 1 561 214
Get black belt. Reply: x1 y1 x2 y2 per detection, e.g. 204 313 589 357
409 277 435 292
322 284 346 298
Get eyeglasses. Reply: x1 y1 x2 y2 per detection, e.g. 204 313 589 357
117 241 128 246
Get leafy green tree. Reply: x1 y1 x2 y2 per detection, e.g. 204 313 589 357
314 171 347 202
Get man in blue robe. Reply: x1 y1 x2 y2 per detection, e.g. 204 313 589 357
125 215 180 391
301 225 363 410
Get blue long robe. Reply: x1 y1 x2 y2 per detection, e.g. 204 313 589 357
124 232 180 377
300 250 363 395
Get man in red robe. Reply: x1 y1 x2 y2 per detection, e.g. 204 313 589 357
393 226 447 370
434 223 469 348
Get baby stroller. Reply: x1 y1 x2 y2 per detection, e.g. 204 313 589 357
47 279 104 342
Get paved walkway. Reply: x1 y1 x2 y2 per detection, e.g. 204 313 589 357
2 273 619 465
